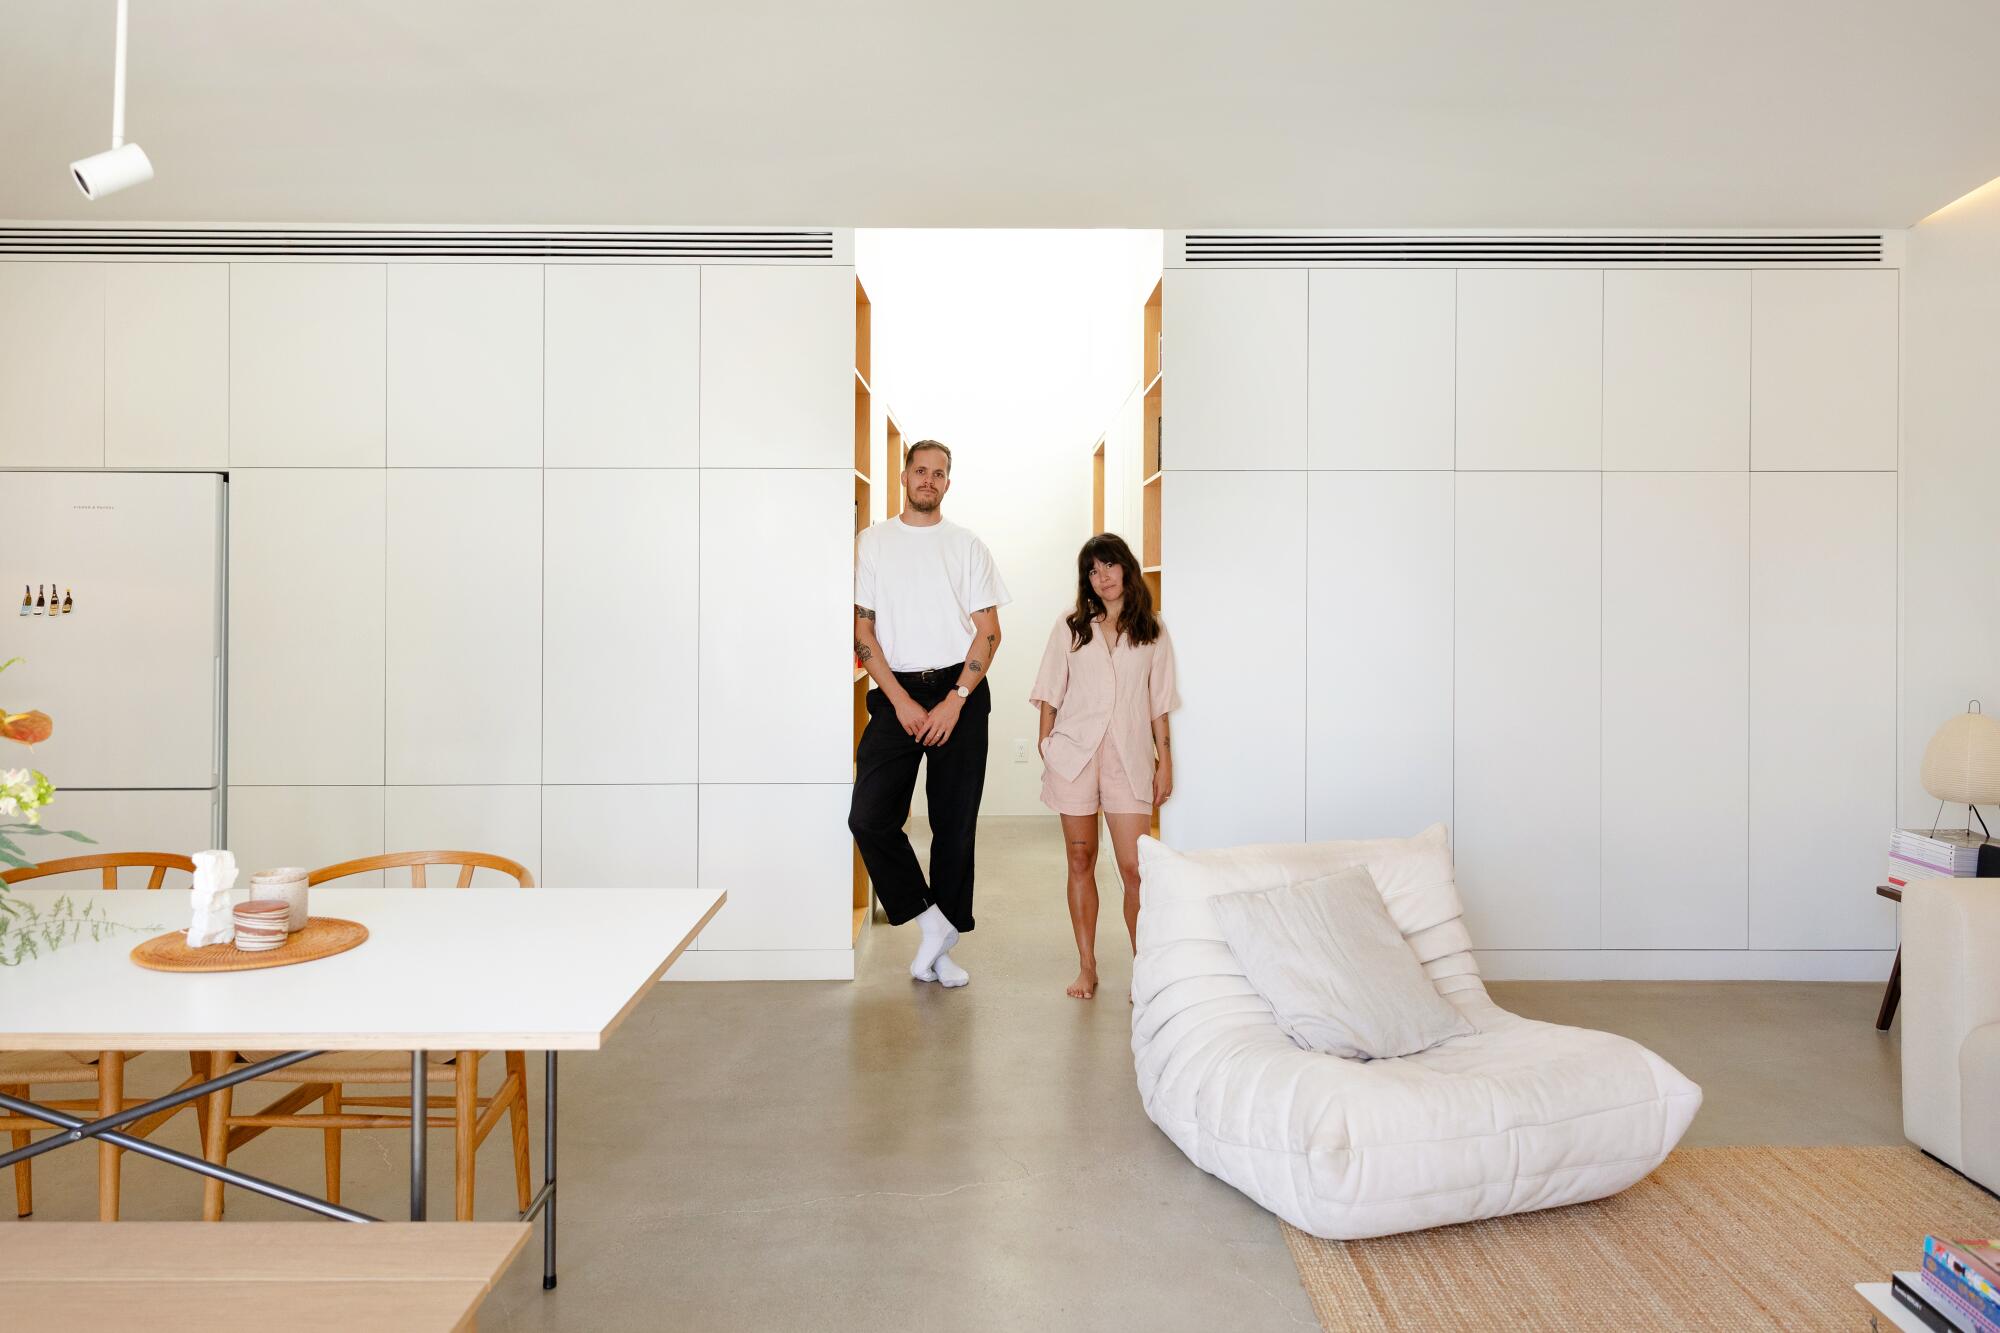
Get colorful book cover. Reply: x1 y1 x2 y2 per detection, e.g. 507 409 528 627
1922 1253 2000 1333
1946 1239 2000 1293
1930 1237 2000 1307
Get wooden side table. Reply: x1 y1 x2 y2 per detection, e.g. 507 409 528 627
1874 884 1901 1031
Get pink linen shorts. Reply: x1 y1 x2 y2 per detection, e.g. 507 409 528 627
1040 735 1152 817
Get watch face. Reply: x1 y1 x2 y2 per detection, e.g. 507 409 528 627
956 686 970 698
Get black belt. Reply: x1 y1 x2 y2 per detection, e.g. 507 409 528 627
895 665 964 686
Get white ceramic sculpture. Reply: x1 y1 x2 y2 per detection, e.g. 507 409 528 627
187 848 239 947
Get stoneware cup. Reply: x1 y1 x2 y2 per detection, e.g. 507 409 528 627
250 867 310 931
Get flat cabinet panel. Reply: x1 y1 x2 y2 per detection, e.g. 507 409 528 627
1601 473 1749 948
1159 471 1306 848
387 264 543 467
544 470 697 783
1454 472 1601 948
105 263 229 469
1603 271 1750 471
383 785 541 885
545 265 699 467
1305 472 1454 841
1308 270 1455 469
1162 270 1306 469
696 783 850 950
228 786 386 885
385 470 542 784
1456 270 1602 470
228 469 386 785
0 262 103 467
542 785 696 888
1751 270 1898 471
1749 472 1897 948
699 266 853 468
697 470 851 784
53 789 216 866
230 264 386 467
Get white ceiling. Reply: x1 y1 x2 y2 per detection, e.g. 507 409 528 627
2 0 1996 230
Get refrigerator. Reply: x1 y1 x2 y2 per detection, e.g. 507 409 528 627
4 472 224 858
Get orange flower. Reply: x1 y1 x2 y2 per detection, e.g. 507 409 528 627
0 711 52 747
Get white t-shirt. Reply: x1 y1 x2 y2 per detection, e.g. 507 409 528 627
854 516 1011 672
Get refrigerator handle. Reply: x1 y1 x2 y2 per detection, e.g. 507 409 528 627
212 654 222 787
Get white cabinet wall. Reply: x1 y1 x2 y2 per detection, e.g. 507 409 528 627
542 785 697 890
1751 270 1899 471
1163 269 1307 469
543 469 698 784
0 262 104 468
54 790 217 870
1603 271 1750 471
385 469 543 784
696 783 851 951
387 265 544 467
1749 471 1898 949
384 784 542 885
699 266 854 468
229 263 386 467
1601 472 1749 948
227 786 387 886
1304 470 1454 841
1308 270 1455 470
105 264 230 469
228 468 387 785
544 265 700 468
1456 270 1602 470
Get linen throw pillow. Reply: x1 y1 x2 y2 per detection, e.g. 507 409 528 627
1208 865 1475 1060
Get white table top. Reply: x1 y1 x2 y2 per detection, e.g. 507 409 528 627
0 886 723 1052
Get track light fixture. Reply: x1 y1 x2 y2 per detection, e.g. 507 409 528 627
69 0 153 200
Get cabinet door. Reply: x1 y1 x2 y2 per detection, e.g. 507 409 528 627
52 790 216 868
230 264 385 467
387 264 543 467
228 786 386 885
1454 472 1601 948
229 469 387 785
1159 470 1307 848
0 262 103 467
384 784 541 885
1749 472 1897 948
542 785 696 888
544 469 698 784
1751 270 1898 471
1602 472 1749 948
385 470 542 784
1456 270 1602 470
545 265 699 467
1305 471 1454 841
1603 271 1750 471
1308 270 1455 470
696 783 850 950
699 266 854 468
1162 270 1306 469
697 469 851 784
106 263 229 469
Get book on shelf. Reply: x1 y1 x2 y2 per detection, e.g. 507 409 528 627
1895 1272 1970 1333
1934 1238 2000 1295
1923 1259 2000 1333
1928 1240 2000 1322
1889 829 1999 878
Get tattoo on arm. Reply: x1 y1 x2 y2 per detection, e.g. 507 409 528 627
854 640 873 664
855 605 876 621
966 659 984 675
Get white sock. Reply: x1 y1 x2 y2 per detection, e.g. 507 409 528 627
933 949 969 988
910 904 958 982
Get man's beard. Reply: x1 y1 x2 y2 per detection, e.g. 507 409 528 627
905 491 940 513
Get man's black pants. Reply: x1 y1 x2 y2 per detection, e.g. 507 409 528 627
848 666 990 933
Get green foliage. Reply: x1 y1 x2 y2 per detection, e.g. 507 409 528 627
0 892 159 966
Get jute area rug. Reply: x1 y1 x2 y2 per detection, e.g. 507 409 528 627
1283 1146 2000 1332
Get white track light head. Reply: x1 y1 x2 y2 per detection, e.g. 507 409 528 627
71 141 153 199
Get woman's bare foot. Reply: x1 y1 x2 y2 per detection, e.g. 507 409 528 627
1067 966 1098 999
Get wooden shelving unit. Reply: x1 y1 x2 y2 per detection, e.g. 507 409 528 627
884 418 905 520
1140 279 1163 611
1092 437 1106 533
852 278 873 942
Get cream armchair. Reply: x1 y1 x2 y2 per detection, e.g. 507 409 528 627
1901 877 2000 1192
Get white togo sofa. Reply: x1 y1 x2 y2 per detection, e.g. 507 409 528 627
1130 824 1702 1240
1901 877 2000 1193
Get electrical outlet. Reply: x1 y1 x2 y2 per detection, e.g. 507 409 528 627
1013 738 1028 763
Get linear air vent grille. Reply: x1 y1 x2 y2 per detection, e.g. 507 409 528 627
0 227 837 261
1178 233 1888 266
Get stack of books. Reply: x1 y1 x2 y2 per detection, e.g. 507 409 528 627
1885 1236 2000 1332
1886 829 2000 890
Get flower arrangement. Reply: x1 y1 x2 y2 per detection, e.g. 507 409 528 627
0 655 91 877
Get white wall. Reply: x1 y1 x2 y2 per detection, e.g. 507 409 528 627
854 230 1162 816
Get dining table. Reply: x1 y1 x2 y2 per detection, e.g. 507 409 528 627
0 884 724 1290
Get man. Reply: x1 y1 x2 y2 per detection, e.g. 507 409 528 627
850 440 1008 988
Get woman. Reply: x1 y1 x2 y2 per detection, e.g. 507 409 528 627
1028 533 1177 1000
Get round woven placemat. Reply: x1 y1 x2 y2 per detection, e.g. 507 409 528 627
130 917 369 973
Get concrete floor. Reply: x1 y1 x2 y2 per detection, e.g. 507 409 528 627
7 816 1905 1330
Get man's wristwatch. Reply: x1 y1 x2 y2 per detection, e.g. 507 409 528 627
954 685 970 700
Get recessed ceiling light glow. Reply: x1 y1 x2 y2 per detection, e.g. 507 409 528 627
69 0 153 200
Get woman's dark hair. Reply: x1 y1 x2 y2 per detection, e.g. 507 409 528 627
1066 533 1159 650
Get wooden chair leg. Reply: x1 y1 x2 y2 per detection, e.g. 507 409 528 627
504 1051 531 1212
189 1053 211 1147
5 1086 30 1218
324 1083 343 1205
97 1051 124 1222
201 1051 234 1222
455 1052 478 1221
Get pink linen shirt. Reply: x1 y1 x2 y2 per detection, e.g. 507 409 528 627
1028 615 1180 804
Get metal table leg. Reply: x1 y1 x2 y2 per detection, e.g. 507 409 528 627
411 1048 427 1221
543 1050 558 1288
